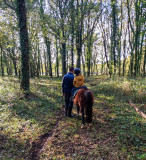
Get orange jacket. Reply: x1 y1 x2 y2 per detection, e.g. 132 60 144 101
73 75 85 87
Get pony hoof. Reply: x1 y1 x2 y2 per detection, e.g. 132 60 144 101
81 124 85 129
88 123 92 127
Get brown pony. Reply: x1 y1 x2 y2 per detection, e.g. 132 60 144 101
73 89 94 126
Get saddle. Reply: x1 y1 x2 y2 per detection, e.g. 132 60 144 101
73 89 80 98
73 86 88 99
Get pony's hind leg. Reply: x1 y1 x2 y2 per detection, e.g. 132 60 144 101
81 108 85 126
77 106 80 116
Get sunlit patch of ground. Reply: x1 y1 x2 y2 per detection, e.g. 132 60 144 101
0 76 145 159
39 101 125 160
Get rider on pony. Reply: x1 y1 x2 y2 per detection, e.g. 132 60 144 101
72 68 87 96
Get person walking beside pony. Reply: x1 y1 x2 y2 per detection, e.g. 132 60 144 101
62 66 74 117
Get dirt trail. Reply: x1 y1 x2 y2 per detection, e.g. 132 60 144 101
28 111 64 160
33 100 123 159
28 96 118 159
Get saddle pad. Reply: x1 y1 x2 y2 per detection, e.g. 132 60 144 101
73 89 80 98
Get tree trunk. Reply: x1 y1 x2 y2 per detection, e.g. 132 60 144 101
36 43 40 77
118 1 123 76
86 9 93 77
58 0 67 75
82 54 85 76
134 0 140 77
111 0 117 75
61 42 67 76
45 37 52 77
3 51 10 75
123 29 127 76
76 0 83 69
40 55 43 76
127 0 134 77
29 42 35 78
43 50 48 76
143 45 146 76
70 0 75 66
138 33 144 75
0 46 4 77
82 45 86 76
11 47 18 76
102 27 112 77
15 0 29 91
55 38 59 77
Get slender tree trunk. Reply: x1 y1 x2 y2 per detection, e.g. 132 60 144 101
15 0 29 91
123 29 127 76
118 1 123 76
66 35 69 69
111 0 117 75
71 32 74 66
36 43 40 77
43 50 47 76
40 55 43 76
61 42 66 75
45 37 52 77
138 33 144 75
11 47 18 76
134 19 139 76
11 33 18 76
101 26 112 77
70 0 75 66
55 37 59 77
86 10 93 77
76 0 83 69
134 0 140 77
82 54 85 76
127 2 134 77
143 45 146 76
39 0 52 77
82 45 86 76
101 54 104 75
0 46 4 77
96 64 98 75
3 51 10 75
58 0 67 75
29 42 35 78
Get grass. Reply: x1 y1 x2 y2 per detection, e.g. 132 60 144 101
0 76 145 160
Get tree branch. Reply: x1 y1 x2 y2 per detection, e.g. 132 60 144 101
3 0 16 11
82 9 103 43
129 101 146 119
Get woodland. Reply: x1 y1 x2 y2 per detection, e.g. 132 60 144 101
0 0 145 159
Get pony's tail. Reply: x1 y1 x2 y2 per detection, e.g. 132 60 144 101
85 90 93 123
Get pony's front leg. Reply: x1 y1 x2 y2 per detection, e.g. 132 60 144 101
77 106 80 116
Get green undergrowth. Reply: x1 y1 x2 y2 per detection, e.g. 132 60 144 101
89 76 146 159
91 76 146 103
0 77 62 159
0 76 145 160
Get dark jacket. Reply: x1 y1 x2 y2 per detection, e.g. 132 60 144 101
62 72 74 94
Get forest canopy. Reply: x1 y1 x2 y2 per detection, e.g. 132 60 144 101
0 0 145 90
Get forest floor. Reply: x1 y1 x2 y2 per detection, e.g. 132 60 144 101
0 75 145 160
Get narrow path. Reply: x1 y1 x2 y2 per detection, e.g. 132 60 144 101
28 111 64 160
36 100 122 160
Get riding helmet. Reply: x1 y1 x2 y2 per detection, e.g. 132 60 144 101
74 68 81 75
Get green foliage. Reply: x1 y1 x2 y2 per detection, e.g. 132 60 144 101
89 76 145 159
0 76 62 159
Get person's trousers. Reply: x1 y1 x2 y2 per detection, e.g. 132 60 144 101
65 93 73 116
